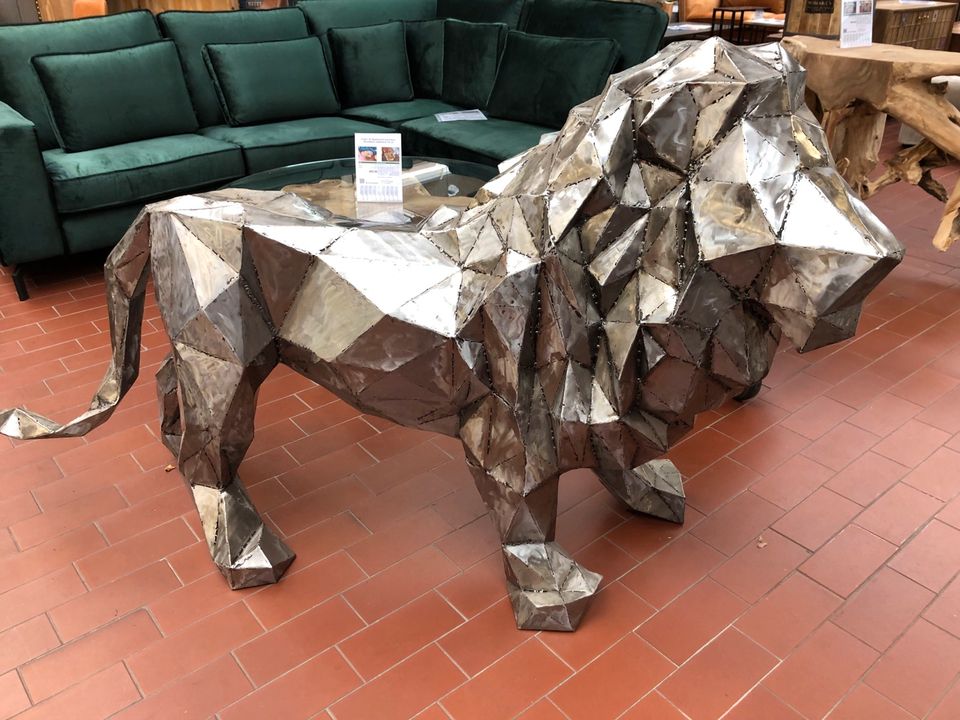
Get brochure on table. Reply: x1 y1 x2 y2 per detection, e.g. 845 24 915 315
840 0 873 48
354 132 403 203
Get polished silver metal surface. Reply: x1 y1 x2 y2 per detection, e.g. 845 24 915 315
0 39 903 630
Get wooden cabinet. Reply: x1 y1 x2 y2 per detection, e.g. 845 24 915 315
873 0 958 50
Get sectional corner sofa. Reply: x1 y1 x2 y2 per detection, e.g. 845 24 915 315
0 0 668 299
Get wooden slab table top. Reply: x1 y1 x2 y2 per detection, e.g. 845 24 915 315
782 35 960 250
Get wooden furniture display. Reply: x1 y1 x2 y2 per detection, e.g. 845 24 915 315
874 0 958 50
783 35 960 250
784 0 841 38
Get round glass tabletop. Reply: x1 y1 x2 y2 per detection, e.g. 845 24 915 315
225 156 499 226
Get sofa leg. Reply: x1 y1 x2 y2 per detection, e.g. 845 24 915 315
12 265 28 301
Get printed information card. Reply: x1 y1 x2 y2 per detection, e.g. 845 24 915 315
840 0 874 48
354 132 403 203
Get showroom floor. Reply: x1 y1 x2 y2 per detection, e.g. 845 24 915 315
1 127 960 720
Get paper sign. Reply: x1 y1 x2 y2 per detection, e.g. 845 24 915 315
435 110 487 122
840 0 874 47
354 132 403 203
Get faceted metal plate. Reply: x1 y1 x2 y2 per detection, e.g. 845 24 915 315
0 39 903 631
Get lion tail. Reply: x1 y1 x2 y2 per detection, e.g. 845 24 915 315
0 210 152 440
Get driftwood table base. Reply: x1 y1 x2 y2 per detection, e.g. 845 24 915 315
782 36 960 250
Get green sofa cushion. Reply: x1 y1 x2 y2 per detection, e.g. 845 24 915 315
43 134 244 214
487 31 618 129
437 0 525 27
203 37 339 126
158 9 309 127
405 19 444 99
401 114 550 165
523 0 667 69
200 116 388 173
60 203 150 255
0 11 161 150
328 22 414 108
441 20 506 110
341 98 462 128
33 41 198 153
298 0 436 33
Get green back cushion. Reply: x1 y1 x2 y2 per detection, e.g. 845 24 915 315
524 0 667 69
405 20 444 99
328 22 414 108
298 0 436 33
437 0 525 27
0 11 160 149
203 38 339 126
32 41 198 152
158 9 309 127
441 20 506 110
487 31 618 128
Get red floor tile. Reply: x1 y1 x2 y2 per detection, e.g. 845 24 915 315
736 573 841 657
864 619 960 717
637 578 747 663
826 451 911 506
874 419 951 468
440 640 570 720
750 454 835 511
762 623 878 719
833 567 935 652
800 525 897 597
888 520 960 592
710 530 810 603
219 649 360 720
126 603 261 695
923 574 960 638
689 491 783 556
773 487 862 550
334 646 465 720
621 534 725 608
238 596 363 686
723 686 804 720
658 628 777 720
829 683 916 720
619 692 687 719
855 482 943 545
550 634 674 720
339 592 462 680
20 611 159 702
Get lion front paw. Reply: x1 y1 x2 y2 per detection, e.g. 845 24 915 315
502 542 601 631
217 523 296 590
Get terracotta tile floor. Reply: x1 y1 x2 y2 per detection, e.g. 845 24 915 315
2 125 960 719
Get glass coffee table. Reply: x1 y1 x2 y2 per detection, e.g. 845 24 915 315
226 156 499 225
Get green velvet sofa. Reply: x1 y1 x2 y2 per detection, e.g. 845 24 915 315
0 0 667 299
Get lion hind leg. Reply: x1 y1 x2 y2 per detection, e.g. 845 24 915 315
460 398 600 632
595 459 685 524
167 345 294 589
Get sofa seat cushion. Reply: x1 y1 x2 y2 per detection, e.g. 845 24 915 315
43 134 244 214
200 116 389 173
341 99 463 128
401 115 551 164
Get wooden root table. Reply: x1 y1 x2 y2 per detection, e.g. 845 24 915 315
782 36 960 250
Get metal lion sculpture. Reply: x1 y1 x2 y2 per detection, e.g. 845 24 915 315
1 40 902 631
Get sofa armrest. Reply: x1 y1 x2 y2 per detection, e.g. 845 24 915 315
0 102 64 266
